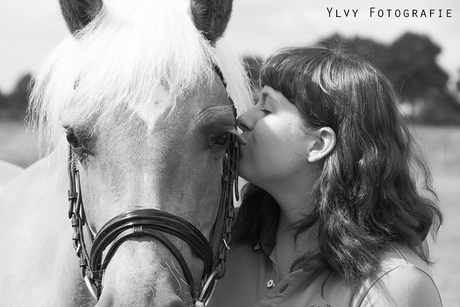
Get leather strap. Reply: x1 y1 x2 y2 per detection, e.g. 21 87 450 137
90 209 212 299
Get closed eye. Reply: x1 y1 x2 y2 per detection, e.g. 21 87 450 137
63 126 93 160
260 108 271 114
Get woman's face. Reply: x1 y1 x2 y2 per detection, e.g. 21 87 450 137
237 86 318 191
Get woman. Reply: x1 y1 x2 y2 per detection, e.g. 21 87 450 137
209 46 443 306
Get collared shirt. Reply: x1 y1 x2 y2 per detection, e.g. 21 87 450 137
208 242 442 307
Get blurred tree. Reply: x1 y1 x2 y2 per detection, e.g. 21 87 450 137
2 73 33 120
0 90 8 118
389 33 448 100
457 69 460 96
318 33 460 124
319 34 391 69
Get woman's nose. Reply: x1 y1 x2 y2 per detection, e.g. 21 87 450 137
236 116 250 132
237 106 258 132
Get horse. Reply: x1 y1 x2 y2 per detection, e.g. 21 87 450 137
0 0 252 306
0 160 23 191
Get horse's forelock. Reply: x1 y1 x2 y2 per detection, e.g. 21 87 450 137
29 0 252 154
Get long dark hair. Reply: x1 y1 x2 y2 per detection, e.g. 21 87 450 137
233 46 442 284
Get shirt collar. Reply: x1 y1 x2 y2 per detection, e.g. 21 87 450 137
254 211 278 256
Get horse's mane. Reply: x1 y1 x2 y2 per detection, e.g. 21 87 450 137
29 0 252 154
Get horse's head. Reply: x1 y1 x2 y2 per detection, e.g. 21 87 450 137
30 0 251 306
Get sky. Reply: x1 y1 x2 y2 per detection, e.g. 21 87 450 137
1 0 459 93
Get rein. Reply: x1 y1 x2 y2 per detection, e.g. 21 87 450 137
67 66 240 305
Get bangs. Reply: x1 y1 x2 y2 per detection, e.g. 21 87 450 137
260 47 330 104
259 47 334 127
260 50 300 103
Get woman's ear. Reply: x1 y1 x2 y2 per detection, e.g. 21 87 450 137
306 127 336 162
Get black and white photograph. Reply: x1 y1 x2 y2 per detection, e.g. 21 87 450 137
1 0 459 306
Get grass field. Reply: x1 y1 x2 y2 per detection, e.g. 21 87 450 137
1 120 459 306
411 125 460 307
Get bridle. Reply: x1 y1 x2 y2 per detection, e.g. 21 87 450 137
67 65 240 306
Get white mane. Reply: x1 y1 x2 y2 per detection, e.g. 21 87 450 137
29 0 252 153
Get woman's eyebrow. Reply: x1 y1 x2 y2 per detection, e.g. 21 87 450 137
260 92 274 103
259 92 267 103
263 93 278 106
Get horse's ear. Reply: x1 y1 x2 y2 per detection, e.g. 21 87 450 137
190 0 233 44
59 0 103 35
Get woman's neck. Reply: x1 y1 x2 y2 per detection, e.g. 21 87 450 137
273 210 317 280
264 169 319 279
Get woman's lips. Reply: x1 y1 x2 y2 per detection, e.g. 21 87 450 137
237 135 247 158
237 135 247 146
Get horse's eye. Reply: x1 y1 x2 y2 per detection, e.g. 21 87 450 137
64 127 90 159
66 128 80 148
212 132 231 146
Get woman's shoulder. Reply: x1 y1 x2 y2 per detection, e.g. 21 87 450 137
353 244 442 307
379 244 431 272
